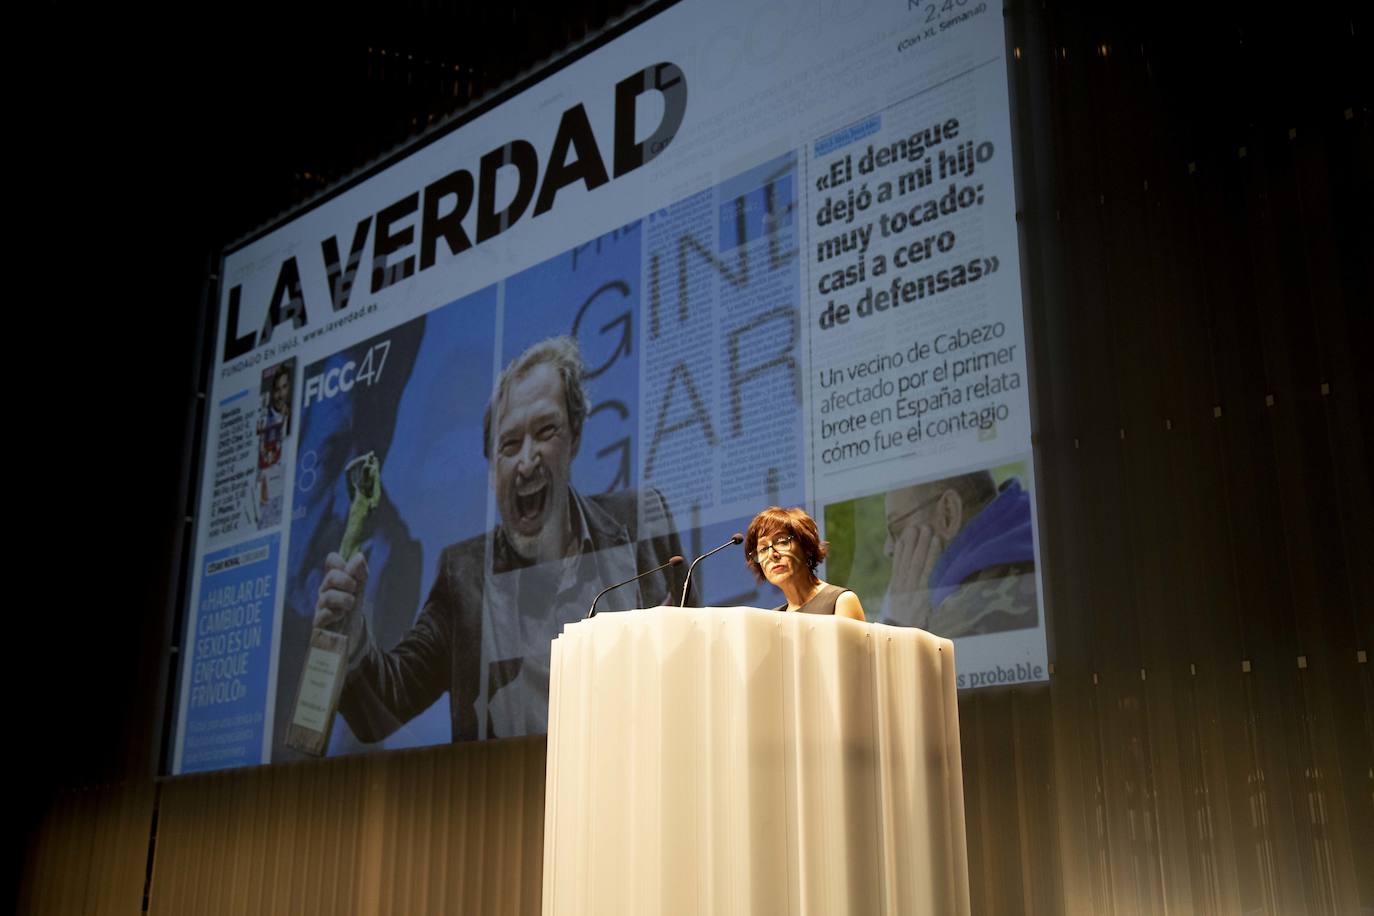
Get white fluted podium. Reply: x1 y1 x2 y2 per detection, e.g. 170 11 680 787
541 607 969 916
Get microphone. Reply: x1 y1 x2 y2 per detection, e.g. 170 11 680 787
585 555 684 618
679 533 744 608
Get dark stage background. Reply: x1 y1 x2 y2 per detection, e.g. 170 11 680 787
15 0 1370 913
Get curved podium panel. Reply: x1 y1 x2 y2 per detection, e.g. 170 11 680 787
541 607 969 916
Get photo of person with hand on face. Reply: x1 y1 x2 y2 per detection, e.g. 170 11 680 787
823 464 1038 640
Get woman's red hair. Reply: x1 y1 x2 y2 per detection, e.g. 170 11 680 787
743 506 828 583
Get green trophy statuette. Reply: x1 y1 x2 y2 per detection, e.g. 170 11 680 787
340 452 382 561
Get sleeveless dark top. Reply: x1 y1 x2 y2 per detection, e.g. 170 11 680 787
771 582 852 615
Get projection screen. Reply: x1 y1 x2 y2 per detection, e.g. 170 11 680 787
172 0 1047 774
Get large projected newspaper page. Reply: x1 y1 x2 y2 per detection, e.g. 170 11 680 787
172 0 1046 774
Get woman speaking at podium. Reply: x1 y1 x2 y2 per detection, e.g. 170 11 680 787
745 506 866 620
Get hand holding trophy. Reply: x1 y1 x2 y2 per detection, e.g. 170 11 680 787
287 452 382 755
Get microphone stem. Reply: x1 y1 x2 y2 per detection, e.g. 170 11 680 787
679 535 743 608
586 555 683 619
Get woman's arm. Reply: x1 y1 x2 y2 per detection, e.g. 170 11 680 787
836 590 866 621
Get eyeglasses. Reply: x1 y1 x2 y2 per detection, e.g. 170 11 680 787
754 534 796 563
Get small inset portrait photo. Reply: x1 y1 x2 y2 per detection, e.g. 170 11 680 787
254 358 296 529
256 359 295 467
